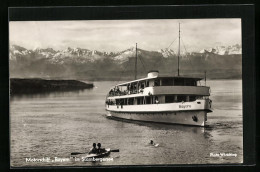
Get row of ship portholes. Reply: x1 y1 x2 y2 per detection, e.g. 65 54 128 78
116 112 177 116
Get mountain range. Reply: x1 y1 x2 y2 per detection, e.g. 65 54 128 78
9 44 242 80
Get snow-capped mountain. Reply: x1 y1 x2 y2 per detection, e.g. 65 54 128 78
9 45 119 64
199 44 241 55
9 45 32 60
9 44 242 64
112 47 140 62
34 48 57 58
158 48 176 58
9 44 242 79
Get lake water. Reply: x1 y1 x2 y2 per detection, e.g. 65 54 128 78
10 80 243 167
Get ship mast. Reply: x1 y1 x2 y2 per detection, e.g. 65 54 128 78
178 23 180 76
135 43 137 80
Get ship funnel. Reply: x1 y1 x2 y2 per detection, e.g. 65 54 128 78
147 70 159 78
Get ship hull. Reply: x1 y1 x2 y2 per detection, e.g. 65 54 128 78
105 100 212 127
106 110 207 126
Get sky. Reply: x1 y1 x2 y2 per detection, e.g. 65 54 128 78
9 19 241 52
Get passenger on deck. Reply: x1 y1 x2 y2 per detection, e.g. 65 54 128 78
97 143 106 154
109 89 113 96
155 96 159 104
89 143 97 154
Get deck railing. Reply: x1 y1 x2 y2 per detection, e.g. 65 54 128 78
108 85 210 97
108 89 141 97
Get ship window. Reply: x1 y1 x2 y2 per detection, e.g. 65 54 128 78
196 96 203 99
154 79 160 86
145 96 151 104
121 98 126 105
174 78 184 86
116 99 124 105
184 79 197 86
146 80 149 87
184 79 191 86
141 97 144 104
189 96 196 102
177 95 186 102
108 99 116 105
162 78 173 86
132 83 138 94
165 95 175 103
137 97 144 105
128 98 134 105
140 82 145 89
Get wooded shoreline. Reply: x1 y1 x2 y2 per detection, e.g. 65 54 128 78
10 78 94 95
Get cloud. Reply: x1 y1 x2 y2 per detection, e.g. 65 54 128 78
9 19 241 52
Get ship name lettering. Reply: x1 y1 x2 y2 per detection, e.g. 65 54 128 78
179 105 191 109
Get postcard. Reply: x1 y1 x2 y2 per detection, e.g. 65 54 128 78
9 7 247 167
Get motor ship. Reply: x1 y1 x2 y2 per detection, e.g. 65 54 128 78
105 24 212 127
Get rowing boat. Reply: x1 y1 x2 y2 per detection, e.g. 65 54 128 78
82 148 111 161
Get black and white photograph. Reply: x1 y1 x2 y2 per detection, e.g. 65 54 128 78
9 16 243 167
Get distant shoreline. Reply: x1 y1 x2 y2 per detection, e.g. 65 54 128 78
70 76 242 81
10 77 242 82
10 78 94 95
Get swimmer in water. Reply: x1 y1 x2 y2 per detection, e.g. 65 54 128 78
150 140 159 147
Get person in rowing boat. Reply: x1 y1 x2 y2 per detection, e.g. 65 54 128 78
89 143 97 154
97 143 106 154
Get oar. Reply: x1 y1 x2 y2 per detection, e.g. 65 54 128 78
71 152 87 155
110 149 119 152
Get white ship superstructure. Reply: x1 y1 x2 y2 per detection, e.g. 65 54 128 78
105 71 212 126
